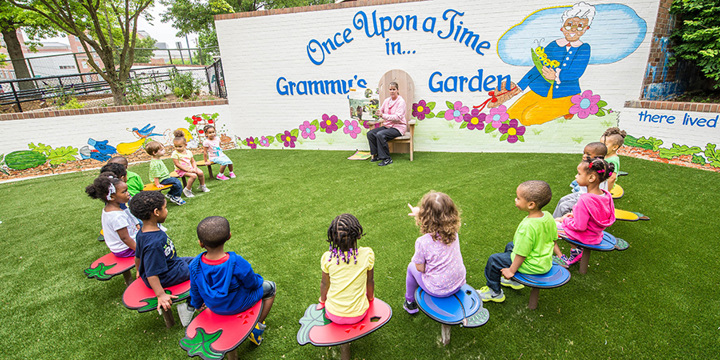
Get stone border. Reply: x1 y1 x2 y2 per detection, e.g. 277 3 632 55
214 0 425 20
624 100 720 113
0 99 229 121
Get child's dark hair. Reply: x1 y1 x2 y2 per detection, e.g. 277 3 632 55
129 191 166 220
518 180 552 209
145 141 163 156
100 162 126 179
203 124 216 134
108 156 129 168
85 172 123 203
416 192 461 244
602 127 627 148
584 142 607 159
197 216 231 249
173 129 186 144
326 213 364 265
583 158 616 183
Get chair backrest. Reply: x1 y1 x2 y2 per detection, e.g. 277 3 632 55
377 69 414 119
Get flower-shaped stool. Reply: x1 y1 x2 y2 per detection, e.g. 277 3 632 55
512 263 571 309
122 278 191 328
561 231 628 274
179 300 262 360
415 284 489 345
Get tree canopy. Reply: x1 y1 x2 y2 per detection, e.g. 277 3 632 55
670 0 720 89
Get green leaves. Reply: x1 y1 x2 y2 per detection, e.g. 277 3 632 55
84 263 117 280
179 328 224 360
446 101 454 110
670 0 720 87
297 304 330 345
28 142 52 156
658 143 702 159
47 146 79 165
636 136 664 151
704 143 720 167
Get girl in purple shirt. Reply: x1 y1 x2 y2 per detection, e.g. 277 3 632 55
403 192 467 314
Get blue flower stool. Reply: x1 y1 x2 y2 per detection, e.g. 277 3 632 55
414 284 489 345
561 231 628 274
512 264 571 310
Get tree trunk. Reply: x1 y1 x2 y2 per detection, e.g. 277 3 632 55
108 81 127 106
2 29 35 90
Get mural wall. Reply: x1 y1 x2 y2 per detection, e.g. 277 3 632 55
216 0 658 154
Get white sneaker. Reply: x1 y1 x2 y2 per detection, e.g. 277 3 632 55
176 302 195 327
183 188 195 198
198 185 210 193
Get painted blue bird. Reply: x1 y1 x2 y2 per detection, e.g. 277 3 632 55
132 124 163 138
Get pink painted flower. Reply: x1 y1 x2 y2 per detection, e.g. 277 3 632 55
444 101 469 122
299 120 317 140
343 120 361 139
499 119 526 143
362 120 380 129
412 100 432 120
488 105 509 129
569 90 601 119
245 137 257 149
259 136 270 147
281 130 296 148
463 109 486 130
321 114 339 134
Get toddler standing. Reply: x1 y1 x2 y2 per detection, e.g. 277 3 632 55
404 192 466 314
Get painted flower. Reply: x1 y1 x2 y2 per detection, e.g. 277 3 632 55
259 136 270 147
299 120 317 140
444 101 469 122
569 90 601 119
245 137 257 149
281 130 296 148
362 120 380 129
499 119 526 143
488 105 509 129
463 109 486 130
412 100 432 120
343 120 361 139
321 114 339 134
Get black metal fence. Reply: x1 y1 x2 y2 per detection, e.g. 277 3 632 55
0 60 226 112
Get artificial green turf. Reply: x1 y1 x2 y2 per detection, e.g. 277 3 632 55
0 150 718 359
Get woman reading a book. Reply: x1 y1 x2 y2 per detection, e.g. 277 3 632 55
367 81 407 167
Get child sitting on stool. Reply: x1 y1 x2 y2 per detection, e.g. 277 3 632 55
188 216 276 344
478 181 557 303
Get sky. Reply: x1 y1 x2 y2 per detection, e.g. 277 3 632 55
29 3 199 49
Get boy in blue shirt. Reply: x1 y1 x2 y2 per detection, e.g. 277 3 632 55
188 216 276 345
129 191 194 323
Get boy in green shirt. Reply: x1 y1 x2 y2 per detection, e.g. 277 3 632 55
146 141 186 205
601 127 626 191
478 180 557 303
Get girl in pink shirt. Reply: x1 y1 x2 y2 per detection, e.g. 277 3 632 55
367 82 407 166
555 158 616 265
403 192 466 314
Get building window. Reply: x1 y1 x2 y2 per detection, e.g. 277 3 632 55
59 65 76 70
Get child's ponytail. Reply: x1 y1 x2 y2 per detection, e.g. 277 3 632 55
85 172 123 203
173 129 186 143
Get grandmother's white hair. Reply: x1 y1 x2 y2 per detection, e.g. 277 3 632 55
562 2 596 26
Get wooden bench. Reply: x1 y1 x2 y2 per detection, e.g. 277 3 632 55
180 300 262 360
415 284 489 345
512 263 571 310
122 278 191 328
560 231 628 274
196 160 215 179
84 253 135 287
297 298 392 360
388 119 416 161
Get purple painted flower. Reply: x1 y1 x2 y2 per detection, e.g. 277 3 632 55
281 130 296 148
362 120 381 129
259 136 270 147
463 109 486 130
499 119 526 143
488 105 509 129
343 120 361 139
321 114 339 134
299 120 317 140
444 101 469 122
569 90 601 119
245 137 257 149
412 100 432 120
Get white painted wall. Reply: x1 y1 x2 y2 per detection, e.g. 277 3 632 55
0 105 233 157
216 0 660 154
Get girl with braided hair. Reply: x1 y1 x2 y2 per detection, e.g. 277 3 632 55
403 192 466 314
85 172 138 257
319 214 375 325
555 158 616 265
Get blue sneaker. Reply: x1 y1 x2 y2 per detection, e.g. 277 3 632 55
249 321 266 345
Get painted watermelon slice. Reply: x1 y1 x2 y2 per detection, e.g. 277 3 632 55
297 298 392 346
122 278 190 313
84 253 134 281
179 301 263 360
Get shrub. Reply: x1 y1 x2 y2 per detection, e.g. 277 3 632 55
670 1 720 89
168 69 203 99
